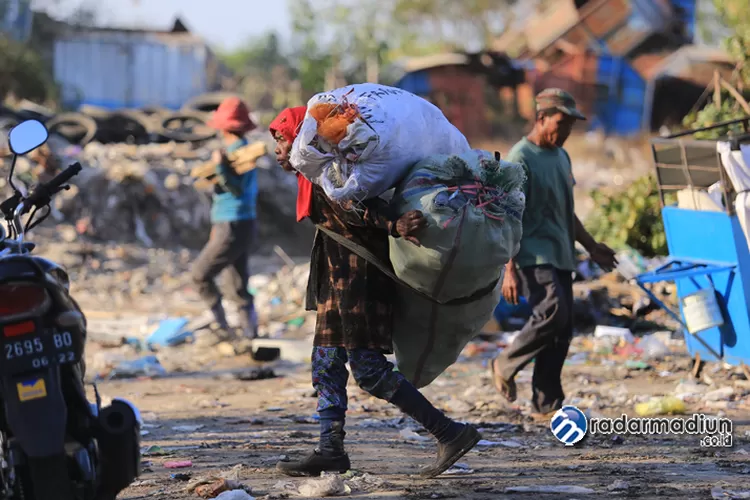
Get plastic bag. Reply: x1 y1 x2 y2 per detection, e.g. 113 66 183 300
388 150 525 302
290 83 471 203
638 333 670 360
634 396 685 416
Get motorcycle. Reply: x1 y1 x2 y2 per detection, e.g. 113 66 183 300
0 119 141 499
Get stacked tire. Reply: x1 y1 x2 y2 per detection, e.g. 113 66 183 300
19 92 248 145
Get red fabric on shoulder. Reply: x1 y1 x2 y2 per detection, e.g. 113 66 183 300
269 107 313 222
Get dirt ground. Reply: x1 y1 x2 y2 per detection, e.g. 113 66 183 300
94 349 750 500
25 129 746 499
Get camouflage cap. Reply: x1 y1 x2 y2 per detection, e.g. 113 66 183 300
535 88 586 120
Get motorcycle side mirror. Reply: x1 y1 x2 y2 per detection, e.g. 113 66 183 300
8 119 49 156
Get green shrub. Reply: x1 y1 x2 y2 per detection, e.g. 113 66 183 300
682 96 747 140
586 175 673 258
0 36 58 103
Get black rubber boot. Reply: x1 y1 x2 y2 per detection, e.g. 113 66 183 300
419 424 482 478
275 449 351 477
276 421 350 477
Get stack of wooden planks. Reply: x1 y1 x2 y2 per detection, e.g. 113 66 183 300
191 141 267 189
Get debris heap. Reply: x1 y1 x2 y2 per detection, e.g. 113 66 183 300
1 133 313 251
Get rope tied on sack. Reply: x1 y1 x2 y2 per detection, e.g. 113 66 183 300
436 152 526 229
444 183 508 225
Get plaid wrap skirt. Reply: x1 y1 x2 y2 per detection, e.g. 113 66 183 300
305 186 395 353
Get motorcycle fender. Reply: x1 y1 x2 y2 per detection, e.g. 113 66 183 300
2 367 67 458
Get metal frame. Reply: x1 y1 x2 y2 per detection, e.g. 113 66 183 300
650 117 750 214
636 117 750 363
635 259 735 360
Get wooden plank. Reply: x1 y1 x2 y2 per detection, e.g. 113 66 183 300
190 141 268 187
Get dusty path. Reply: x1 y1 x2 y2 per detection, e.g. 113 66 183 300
98 353 750 500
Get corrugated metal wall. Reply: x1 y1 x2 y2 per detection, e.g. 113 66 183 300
54 32 210 110
1 0 32 42
595 55 646 135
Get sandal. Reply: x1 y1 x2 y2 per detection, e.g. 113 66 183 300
489 357 517 402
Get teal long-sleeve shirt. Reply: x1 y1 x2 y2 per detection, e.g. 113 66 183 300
211 138 258 223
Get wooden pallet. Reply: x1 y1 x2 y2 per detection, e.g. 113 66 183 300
191 141 267 189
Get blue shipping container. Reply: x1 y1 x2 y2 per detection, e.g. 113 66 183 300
54 31 214 110
595 54 646 136
1 0 32 42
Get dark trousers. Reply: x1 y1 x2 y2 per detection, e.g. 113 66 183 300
495 265 574 414
191 219 256 309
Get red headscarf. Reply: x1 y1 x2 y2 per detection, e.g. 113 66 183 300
269 107 313 222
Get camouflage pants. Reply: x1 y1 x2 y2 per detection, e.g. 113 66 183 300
311 347 405 413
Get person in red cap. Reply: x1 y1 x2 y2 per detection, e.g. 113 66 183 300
191 97 259 339
268 107 481 479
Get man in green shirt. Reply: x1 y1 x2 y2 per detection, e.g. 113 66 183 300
489 88 617 418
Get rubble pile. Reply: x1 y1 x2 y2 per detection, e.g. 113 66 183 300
1 132 314 251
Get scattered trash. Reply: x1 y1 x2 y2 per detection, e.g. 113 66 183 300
147 317 193 347
625 360 651 370
504 485 596 494
142 445 168 456
594 325 634 344
214 491 255 500
711 486 750 499
638 334 671 360
164 460 193 469
607 479 630 491
675 382 711 403
195 479 248 499
109 355 167 379
443 463 474 475
170 473 192 481
172 424 205 432
344 473 387 492
634 396 686 417
477 439 523 448
400 429 431 442
705 387 735 401
235 367 277 381
272 480 298 495
131 479 159 487
298 474 352 497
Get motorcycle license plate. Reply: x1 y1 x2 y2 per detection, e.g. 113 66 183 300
1 328 80 374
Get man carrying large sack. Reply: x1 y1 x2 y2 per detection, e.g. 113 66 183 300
489 89 618 418
269 107 481 479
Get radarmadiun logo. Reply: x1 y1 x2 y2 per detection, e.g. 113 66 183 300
550 405 588 446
